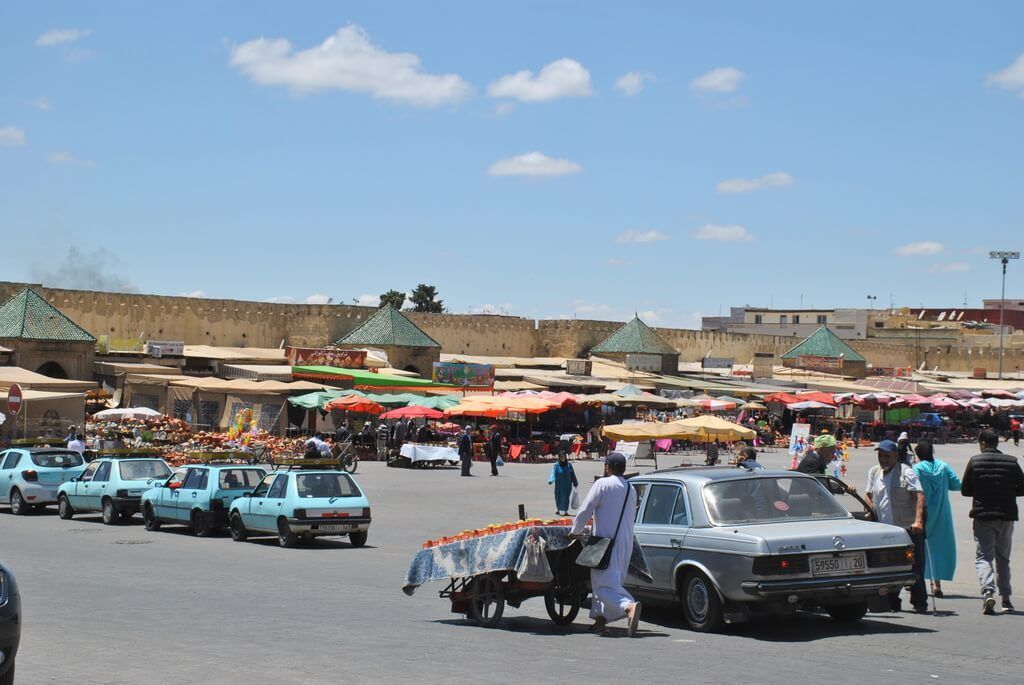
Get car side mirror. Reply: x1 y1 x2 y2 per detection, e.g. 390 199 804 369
243 492 252 497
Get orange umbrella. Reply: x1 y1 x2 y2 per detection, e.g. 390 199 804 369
380 405 444 419
324 395 385 414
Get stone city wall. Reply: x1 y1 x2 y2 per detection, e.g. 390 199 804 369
2 281 1023 374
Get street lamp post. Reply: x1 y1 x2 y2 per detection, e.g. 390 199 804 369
990 251 1020 380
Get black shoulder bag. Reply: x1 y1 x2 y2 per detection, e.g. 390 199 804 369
575 481 631 570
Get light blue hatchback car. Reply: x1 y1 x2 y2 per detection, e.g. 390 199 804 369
57 457 172 524
141 464 266 536
0 448 87 515
228 469 371 548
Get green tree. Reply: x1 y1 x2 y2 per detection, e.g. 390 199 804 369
378 289 406 310
410 284 444 313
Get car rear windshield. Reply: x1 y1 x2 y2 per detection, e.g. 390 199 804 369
296 473 360 499
119 460 172 481
218 469 264 489
31 451 84 468
704 477 849 525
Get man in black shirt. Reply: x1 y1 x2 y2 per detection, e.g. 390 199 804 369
796 433 837 474
962 429 1024 614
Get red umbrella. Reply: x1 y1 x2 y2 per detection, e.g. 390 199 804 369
379 405 444 420
324 396 385 414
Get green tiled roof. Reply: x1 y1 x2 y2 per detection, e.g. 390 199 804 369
0 288 96 342
336 305 440 348
590 316 677 355
781 326 865 362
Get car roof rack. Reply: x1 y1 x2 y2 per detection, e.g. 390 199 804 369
94 448 163 459
270 458 344 471
184 451 252 465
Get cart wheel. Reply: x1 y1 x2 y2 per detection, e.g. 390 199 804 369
544 590 580 626
467 574 505 628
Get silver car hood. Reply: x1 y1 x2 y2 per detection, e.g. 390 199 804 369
699 517 911 555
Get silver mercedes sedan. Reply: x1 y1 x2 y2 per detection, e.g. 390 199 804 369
624 467 915 632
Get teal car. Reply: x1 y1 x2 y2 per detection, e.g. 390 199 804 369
57 457 172 524
1 448 87 515
141 464 266 537
228 469 371 548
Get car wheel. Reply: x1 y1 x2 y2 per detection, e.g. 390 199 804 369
101 498 118 525
277 517 298 548
349 530 368 548
58 494 74 520
192 510 213 537
827 601 868 622
0 658 14 685
681 570 725 633
229 513 247 542
143 504 161 531
9 489 26 515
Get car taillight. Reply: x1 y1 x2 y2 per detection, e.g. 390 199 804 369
867 547 914 567
294 509 307 519
752 555 808 575
362 507 371 518
21 470 38 482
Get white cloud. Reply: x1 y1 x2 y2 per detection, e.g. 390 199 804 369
691 224 755 242
181 290 207 298
986 54 1024 95
614 71 654 96
691 66 745 93
31 97 52 111
929 262 971 273
305 293 332 304
638 310 661 323
263 296 296 304
494 102 515 117
615 229 669 244
471 303 513 315
355 293 380 306
606 258 633 266
35 28 91 47
487 151 581 177
488 58 593 102
895 241 944 256
47 151 95 167
229 24 473 107
716 172 794 194
0 126 27 147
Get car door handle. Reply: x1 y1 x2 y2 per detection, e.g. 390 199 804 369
670 538 683 548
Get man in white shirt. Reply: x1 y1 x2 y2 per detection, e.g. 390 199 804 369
66 428 86 454
865 439 927 613
570 452 642 636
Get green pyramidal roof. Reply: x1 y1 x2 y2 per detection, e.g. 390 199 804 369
591 316 677 355
336 305 440 348
0 288 96 342
781 326 865 362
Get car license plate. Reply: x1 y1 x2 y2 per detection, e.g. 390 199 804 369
317 524 356 533
810 552 867 576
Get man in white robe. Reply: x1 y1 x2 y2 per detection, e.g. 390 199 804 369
570 452 641 636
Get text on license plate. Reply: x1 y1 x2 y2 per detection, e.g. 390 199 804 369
810 552 867 576
317 524 356 533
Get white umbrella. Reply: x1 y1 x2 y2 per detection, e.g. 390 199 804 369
788 400 836 412
92 407 163 420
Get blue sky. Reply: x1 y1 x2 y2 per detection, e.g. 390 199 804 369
2 1 1023 328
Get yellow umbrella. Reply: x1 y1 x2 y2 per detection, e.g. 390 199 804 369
602 421 695 441
671 415 756 443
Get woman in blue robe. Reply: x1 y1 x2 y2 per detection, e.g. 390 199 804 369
548 453 579 516
912 440 962 597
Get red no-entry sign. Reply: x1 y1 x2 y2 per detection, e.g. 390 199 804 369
7 383 23 415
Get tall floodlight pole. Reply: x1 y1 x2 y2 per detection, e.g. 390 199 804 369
990 251 1020 379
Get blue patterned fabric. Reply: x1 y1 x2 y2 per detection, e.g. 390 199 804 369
402 525 651 595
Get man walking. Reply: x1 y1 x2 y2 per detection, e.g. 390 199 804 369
864 439 928 613
486 426 502 477
1010 417 1021 448
961 429 1024 614
569 453 642 637
458 425 473 477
